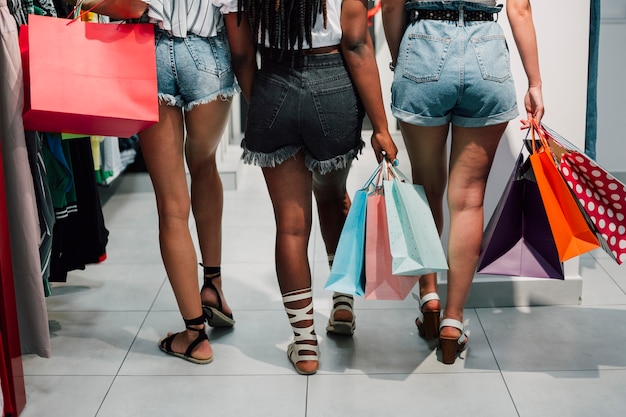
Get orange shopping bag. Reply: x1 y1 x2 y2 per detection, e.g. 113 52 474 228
364 187 419 300
528 121 600 261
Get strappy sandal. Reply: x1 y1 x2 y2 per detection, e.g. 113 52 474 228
412 292 441 340
283 289 319 375
326 292 356 336
158 315 213 365
439 318 469 365
200 264 235 328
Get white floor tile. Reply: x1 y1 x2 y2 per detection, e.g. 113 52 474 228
478 305 626 371
307 373 518 417
22 311 146 376
97 375 307 417
504 369 626 417
20 376 114 417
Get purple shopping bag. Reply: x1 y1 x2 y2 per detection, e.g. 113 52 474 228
477 151 564 279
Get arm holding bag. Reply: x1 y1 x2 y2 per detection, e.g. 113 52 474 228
64 0 148 20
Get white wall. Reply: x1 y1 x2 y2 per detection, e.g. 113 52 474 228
596 1 626 173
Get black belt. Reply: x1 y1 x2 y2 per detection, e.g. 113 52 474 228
411 10 495 22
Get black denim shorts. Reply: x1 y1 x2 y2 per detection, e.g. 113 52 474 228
242 49 365 175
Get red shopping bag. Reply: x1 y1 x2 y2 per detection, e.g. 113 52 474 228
20 14 158 137
542 124 626 264
528 121 600 261
365 188 419 300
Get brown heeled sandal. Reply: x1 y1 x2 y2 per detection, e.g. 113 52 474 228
200 264 235 327
412 292 441 340
439 318 469 365
158 315 213 365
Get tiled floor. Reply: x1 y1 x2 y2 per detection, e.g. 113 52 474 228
19 137 626 417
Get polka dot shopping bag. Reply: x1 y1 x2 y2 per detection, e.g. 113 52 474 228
542 124 626 264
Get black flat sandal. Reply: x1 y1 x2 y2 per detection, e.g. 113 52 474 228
200 264 235 327
158 315 213 364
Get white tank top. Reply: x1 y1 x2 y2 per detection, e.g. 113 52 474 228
215 0 344 49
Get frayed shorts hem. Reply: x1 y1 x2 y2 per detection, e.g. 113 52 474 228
241 140 364 175
159 86 240 111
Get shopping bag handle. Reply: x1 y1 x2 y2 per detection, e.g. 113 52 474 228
529 118 559 167
363 160 396 194
67 0 112 22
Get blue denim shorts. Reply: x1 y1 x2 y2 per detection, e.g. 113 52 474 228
242 50 365 174
154 28 239 111
391 3 519 127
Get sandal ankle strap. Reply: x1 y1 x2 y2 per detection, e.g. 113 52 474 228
184 315 206 328
439 318 468 345
411 292 440 307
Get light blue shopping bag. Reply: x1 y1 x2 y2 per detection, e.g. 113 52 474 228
384 166 448 276
324 188 367 296
324 164 382 296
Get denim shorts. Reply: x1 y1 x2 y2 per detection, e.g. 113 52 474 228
154 28 239 111
391 3 519 127
242 50 365 175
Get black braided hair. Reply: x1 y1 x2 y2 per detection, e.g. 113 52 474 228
238 0 328 52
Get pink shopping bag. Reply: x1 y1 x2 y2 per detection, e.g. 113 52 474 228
364 189 419 300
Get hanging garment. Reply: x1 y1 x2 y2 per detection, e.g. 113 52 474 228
48 137 109 282
25 131 55 296
1 0 50 357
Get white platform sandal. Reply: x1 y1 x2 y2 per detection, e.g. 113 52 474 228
283 289 319 375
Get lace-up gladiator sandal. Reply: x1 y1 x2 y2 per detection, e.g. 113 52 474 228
283 288 319 375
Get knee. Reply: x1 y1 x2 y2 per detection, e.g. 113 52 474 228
157 197 191 223
188 157 219 179
447 190 484 213
276 217 312 240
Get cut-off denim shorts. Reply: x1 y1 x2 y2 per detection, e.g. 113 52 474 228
391 2 519 127
154 28 239 111
242 50 365 175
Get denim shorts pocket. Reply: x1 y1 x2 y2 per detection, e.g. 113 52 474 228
311 83 359 138
185 33 230 77
247 72 289 130
402 32 451 83
471 34 511 82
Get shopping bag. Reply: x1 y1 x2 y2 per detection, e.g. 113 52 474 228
541 124 626 265
365 188 419 300
20 14 158 137
383 165 448 276
477 150 564 278
324 188 368 296
528 121 600 261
